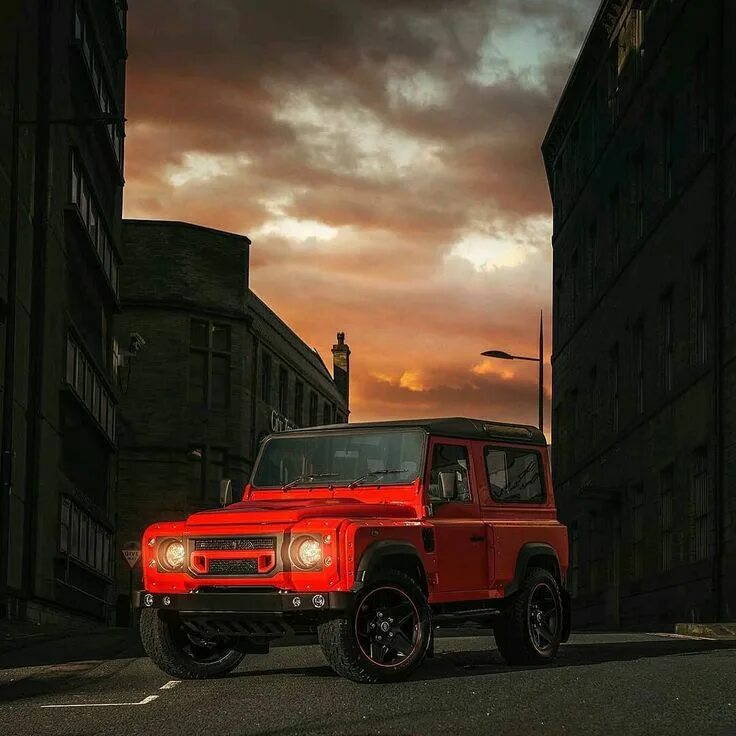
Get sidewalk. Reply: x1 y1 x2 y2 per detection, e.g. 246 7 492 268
675 622 736 638
0 618 140 669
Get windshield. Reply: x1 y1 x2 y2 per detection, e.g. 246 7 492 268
252 429 426 489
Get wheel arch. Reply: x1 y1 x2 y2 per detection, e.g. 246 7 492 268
355 541 428 596
505 542 562 597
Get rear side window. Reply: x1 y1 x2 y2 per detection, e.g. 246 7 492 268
485 447 545 504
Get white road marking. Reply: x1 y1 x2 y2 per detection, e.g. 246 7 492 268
160 680 181 690
649 632 717 641
41 695 160 709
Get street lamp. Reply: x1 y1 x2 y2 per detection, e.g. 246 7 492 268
481 310 545 433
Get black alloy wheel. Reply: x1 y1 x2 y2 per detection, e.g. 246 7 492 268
493 566 564 666
318 569 432 683
527 581 561 655
355 586 420 666
140 609 245 679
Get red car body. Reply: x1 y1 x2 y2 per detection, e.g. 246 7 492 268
138 418 570 682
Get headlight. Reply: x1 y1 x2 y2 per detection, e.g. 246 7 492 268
291 536 322 570
160 539 185 570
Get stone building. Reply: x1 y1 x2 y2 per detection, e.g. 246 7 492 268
543 0 736 626
0 1 127 623
115 219 349 614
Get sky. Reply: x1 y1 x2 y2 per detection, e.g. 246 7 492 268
123 0 600 433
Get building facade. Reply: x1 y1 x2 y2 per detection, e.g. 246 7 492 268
115 219 349 615
544 0 736 627
0 1 127 624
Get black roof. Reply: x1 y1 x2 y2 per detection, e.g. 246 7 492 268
288 417 547 447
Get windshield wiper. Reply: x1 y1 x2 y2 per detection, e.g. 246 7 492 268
281 473 340 491
348 469 406 489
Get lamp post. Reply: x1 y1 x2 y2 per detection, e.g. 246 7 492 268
481 310 545 433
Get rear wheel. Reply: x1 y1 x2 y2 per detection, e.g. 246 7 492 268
318 570 431 683
140 609 245 679
494 567 563 665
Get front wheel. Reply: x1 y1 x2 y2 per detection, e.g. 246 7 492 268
140 609 245 679
494 567 564 665
318 570 431 683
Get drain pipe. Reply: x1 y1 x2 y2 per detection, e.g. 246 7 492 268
712 0 725 621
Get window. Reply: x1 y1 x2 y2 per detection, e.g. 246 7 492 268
693 253 708 365
309 392 318 426
73 3 124 166
696 46 710 154
631 484 645 579
485 447 544 504
633 321 644 414
660 290 674 392
58 496 113 578
633 149 645 239
659 466 674 572
570 250 578 325
690 448 711 561
69 150 120 298
569 522 579 598
278 366 289 415
610 345 619 433
294 381 304 426
610 187 620 270
662 103 673 200
428 444 471 503
589 219 598 295
209 448 228 503
189 319 231 409
322 403 333 425
589 512 604 594
260 351 272 403
65 333 116 442
589 366 599 438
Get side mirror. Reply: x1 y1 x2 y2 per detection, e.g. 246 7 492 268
219 478 233 507
438 472 457 500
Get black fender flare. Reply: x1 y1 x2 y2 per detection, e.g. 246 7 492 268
505 542 562 598
353 540 425 591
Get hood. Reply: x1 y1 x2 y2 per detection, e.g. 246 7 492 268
185 496 417 527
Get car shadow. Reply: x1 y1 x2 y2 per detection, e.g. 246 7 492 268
227 637 736 683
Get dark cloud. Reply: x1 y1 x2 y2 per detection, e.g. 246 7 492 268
123 0 599 428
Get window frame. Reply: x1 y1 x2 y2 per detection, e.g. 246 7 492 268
188 318 232 410
483 445 547 505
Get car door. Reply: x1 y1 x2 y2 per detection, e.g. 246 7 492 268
426 437 489 598
480 443 558 594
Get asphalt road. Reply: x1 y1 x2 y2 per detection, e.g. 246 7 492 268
1 631 735 736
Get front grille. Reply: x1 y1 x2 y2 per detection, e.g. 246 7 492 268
208 559 258 576
193 537 275 551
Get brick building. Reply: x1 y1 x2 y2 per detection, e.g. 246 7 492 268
0 1 127 623
543 0 736 626
115 219 349 612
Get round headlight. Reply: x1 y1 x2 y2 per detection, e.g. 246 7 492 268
293 536 322 569
162 540 185 570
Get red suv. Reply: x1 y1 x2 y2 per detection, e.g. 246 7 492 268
138 418 570 683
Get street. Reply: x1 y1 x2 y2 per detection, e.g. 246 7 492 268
1 631 734 736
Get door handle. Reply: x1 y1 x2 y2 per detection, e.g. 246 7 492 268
469 535 485 542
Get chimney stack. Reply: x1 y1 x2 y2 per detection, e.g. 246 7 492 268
331 332 350 413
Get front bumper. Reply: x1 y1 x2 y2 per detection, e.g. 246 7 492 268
135 589 354 613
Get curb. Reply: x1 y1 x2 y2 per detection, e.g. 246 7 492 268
675 622 736 638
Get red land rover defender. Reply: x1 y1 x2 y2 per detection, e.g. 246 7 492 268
138 418 570 683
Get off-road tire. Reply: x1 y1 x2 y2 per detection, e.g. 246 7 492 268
494 566 563 666
318 570 432 684
140 608 245 679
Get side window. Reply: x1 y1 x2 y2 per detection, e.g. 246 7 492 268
485 447 545 504
428 444 471 503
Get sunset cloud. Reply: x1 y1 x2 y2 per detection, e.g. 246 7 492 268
123 0 599 433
